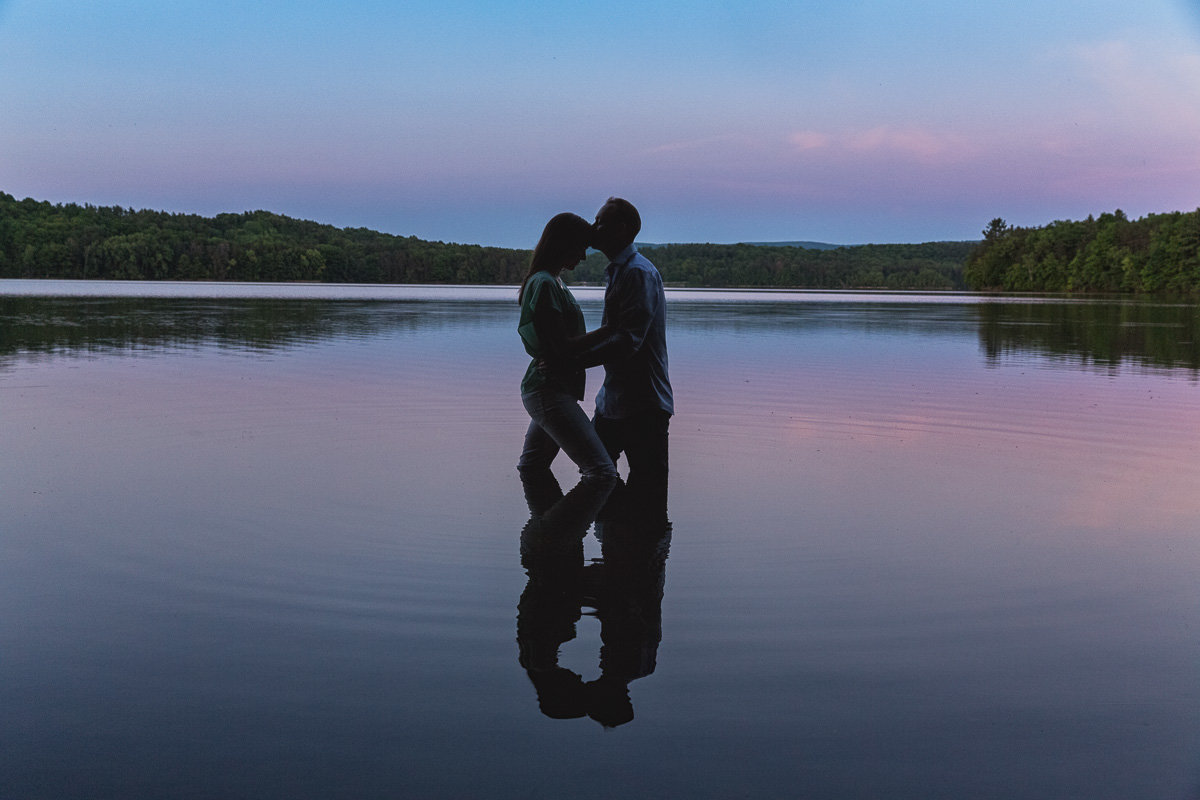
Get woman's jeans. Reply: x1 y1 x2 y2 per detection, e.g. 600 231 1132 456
520 387 617 481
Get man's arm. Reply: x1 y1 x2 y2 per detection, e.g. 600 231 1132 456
563 325 634 369
559 265 658 369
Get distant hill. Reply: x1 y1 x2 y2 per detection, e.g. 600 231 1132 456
642 239 980 251
579 240 976 289
638 240 841 250
740 240 843 250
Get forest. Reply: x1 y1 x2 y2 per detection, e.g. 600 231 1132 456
0 192 971 289
964 209 1200 293
575 240 972 289
9 192 1199 293
0 193 529 284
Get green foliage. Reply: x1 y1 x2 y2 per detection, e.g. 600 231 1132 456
572 240 973 289
0 193 529 285
964 209 1200 293
1 191 971 288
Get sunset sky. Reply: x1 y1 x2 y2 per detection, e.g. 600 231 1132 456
2 0 1199 248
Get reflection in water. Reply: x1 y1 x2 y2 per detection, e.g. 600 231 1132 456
517 472 672 727
975 300 1200 374
0 295 511 362
0 296 337 356
5 292 1200 375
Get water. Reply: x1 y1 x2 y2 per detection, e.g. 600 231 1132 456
3 281 1199 799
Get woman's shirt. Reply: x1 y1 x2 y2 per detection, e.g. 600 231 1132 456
518 271 586 398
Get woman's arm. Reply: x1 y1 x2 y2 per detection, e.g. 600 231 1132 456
529 288 573 360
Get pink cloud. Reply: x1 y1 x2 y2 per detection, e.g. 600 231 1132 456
789 131 831 151
789 126 977 164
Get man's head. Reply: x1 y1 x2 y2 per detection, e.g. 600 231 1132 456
592 197 641 259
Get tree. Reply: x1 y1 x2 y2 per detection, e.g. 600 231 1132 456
982 218 1011 241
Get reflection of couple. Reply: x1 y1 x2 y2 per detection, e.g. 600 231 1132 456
517 469 672 727
516 198 673 489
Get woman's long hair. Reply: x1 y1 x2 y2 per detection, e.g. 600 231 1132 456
518 213 592 304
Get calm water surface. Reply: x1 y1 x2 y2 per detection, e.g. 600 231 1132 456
3 281 1199 799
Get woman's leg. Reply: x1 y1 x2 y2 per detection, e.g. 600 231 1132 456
518 414 560 473
522 390 617 481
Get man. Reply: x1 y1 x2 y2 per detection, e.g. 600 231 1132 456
568 198 673 487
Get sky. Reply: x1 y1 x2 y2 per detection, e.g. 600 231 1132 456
2 0 1200 248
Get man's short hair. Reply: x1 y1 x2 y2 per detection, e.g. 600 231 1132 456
605 197 641 240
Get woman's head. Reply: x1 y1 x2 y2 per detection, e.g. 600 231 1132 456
532 212 591 274
519 212 592 302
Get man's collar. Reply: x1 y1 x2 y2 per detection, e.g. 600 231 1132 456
608 243 637 266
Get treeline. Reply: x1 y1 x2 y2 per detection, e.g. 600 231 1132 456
574 240 973 289
965 210 1200 293
0 193 530 284
1 191 974 288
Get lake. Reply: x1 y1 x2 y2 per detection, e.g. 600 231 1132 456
3 280 1199 799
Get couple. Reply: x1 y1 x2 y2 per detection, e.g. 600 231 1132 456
516 197 673 488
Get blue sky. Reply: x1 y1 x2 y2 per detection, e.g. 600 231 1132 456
2 0 1199 247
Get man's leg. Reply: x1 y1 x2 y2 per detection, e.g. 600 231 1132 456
593 413 625 470
623 411 670 491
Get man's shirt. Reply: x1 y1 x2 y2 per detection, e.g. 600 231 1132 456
595 244 674 419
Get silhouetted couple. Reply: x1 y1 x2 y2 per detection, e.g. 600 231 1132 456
516 469 672 727
516 198 672 491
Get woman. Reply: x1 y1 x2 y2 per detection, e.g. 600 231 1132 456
517 213 617 482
